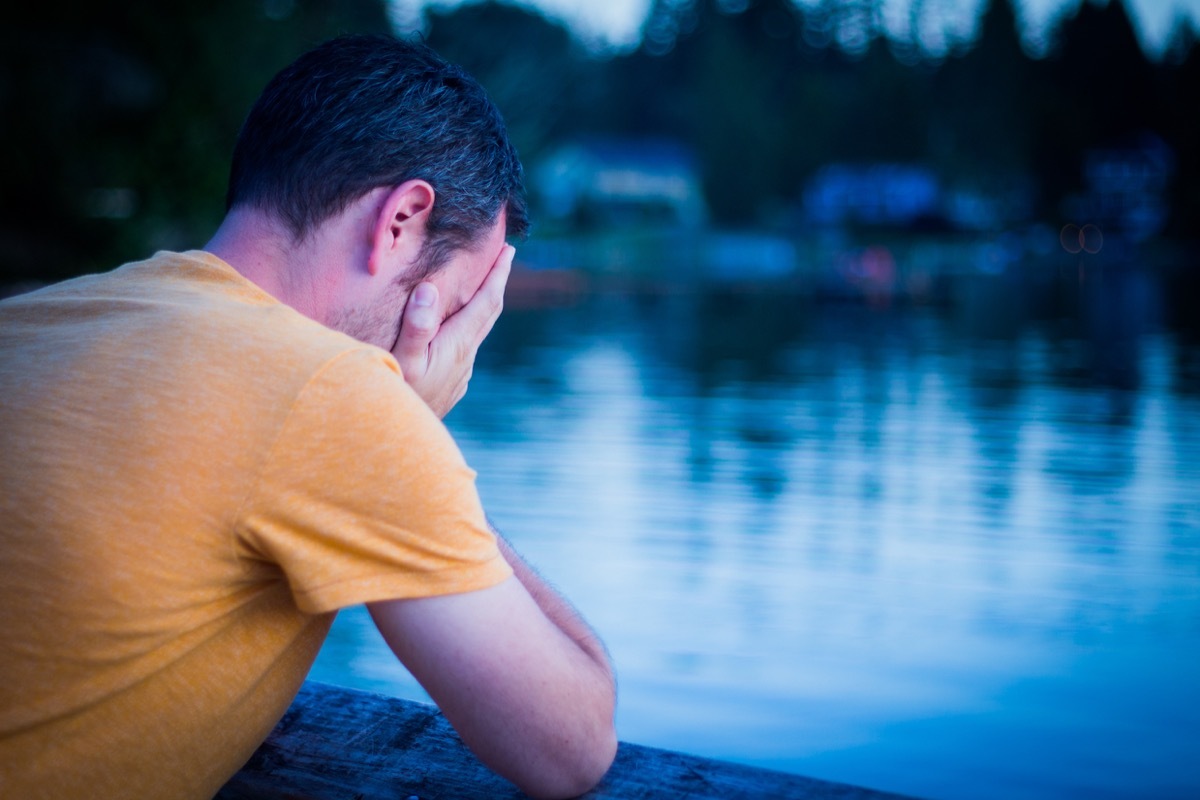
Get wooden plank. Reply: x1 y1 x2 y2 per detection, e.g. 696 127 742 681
217 681 917 800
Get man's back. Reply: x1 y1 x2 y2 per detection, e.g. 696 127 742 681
0 251 509 799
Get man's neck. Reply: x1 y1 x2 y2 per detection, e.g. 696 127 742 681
204 207 334 327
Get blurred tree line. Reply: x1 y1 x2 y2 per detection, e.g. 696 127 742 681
429 0 1197 233
0 0 389 283
2 0 1197 284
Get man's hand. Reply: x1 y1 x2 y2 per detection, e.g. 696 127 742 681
391 245 513 418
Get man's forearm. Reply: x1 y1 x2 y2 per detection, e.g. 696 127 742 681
372 523 618 797
490 523 615 683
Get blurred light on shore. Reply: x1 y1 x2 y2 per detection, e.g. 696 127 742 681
1060 223 1105 254
1060 224 1081 253
1080 223 1104 253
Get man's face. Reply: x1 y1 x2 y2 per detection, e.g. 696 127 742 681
423 210 508 323
331 211 508 351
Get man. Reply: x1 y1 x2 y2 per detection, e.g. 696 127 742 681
0 34 616 800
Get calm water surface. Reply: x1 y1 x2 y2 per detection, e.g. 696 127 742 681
310 268 1200 800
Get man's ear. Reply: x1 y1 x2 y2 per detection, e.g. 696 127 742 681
367 180 435 277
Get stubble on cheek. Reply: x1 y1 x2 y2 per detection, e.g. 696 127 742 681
328 279 410 352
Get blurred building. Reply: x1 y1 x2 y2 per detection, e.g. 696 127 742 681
802 163 1036 232
802 164 940 228
534 137 707 228
1067 132 1176 241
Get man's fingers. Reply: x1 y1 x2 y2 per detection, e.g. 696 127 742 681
394 282 440 369
394 245 512 418
444 244 513 341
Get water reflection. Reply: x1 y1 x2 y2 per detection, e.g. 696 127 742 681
310 268 1200 800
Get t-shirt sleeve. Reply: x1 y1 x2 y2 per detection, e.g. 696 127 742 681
237 347 512 614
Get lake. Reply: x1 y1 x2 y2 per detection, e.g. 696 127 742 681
309 261 1200 800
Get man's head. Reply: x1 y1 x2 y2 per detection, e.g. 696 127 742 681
225 34 528 279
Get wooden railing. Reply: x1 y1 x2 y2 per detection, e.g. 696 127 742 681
217 681 916 799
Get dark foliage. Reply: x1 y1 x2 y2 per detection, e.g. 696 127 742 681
0 0 391 283
2 0 1197 282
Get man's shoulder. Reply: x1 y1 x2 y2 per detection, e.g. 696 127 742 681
130 250 397 380
2 249 404 414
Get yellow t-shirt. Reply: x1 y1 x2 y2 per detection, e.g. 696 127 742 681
0 251 512 799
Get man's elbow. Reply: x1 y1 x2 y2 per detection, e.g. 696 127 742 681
518 721 618 800
566 721 618 798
